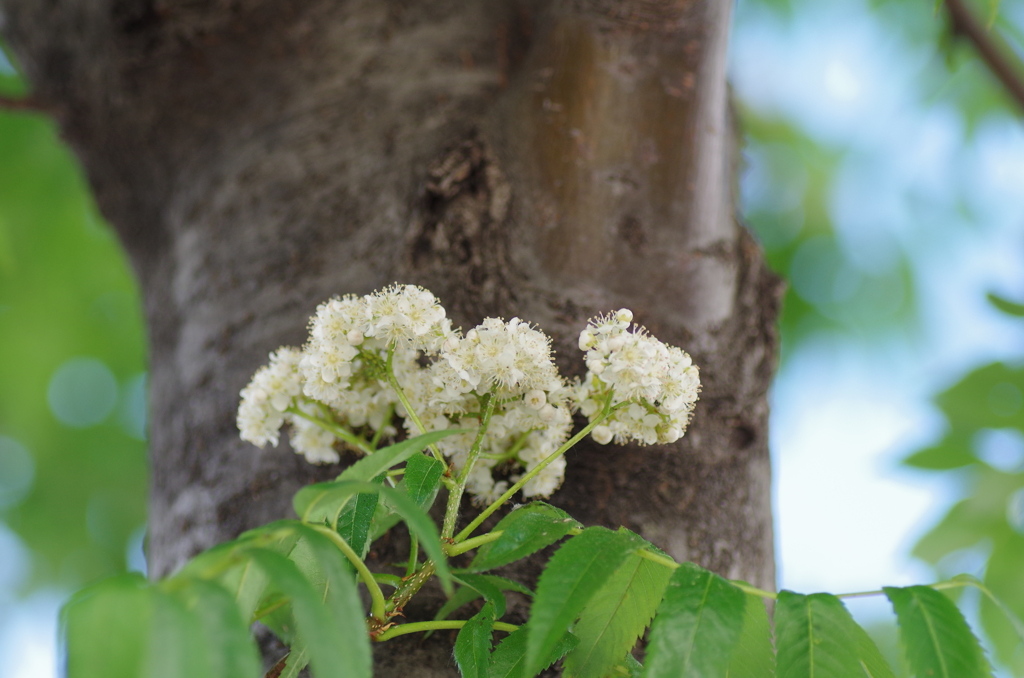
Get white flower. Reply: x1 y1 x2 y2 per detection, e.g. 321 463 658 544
591 425 613 445
288 407 340 465
365 284 453 352
573 310 700 446
440 317 559 396
524 389 546 410
237 347 304 447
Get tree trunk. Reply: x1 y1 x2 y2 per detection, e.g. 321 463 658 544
2 0 781 673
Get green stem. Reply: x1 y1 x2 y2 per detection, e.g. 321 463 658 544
386 561 435 615
370 404 394 450
442 392 497 540
454 401 620 543
250 595 289 623
480 429 536 462
308 525 387 621
385 347 447 465
287 405 373 455
445 530 503 557
374 620 519 642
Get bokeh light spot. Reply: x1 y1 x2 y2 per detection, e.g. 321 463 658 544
0 436 35 509
46 358 118 428
974 428 1024 472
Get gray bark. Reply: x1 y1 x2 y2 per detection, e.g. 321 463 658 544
2 0 781 673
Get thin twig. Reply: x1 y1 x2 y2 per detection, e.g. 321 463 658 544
945 0 1024 113
0 95 46 113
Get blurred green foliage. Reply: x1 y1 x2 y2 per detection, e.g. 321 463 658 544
0 47 148 590
902 295 1024 674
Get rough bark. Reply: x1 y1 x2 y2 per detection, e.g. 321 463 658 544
2 0 781 674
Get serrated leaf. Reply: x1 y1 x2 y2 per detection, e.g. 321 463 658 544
989 292 1024 317
335 490 379 558
457 602 498 678
523 527 641 678
168 578 262 678
402 453 446 509
292 481 452 594
456 573 509 618
338 430 460 483
469 502 581 572
775 591 865 678
727 590 775 678
851 622 896 678
885 585 992 678
489 626 579 678
247 548 357 678
640 562 745 678
565 549 672 678
621 654 644 678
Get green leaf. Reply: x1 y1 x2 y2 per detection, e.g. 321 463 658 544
338 430 460 482
901 431 976 470
469 502 581 572
488 626 579 678
286 524 372 677
565 548 673 678
278 644 310 678
248 548 358 678
523 527 641 678
620 654 644 678
146 587 215 678
293 481 452 594
884 585 992 678
851 621 896 678
988 292 1024 317
63 573 151 678
775 591 865 678
402 453 446 509
456 573 509 618
976 539 1024 674
727 591 775 678
168 578 262 678
436 576 532 623
334 490 379 558
639 562 746 678
456 602 498 678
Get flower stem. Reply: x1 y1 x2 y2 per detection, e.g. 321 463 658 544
308 524 388 621
453 402 618 543
445 530 503 557
370 404 394 450
287 405 373 455
385 347 447 465
374 620 518 642
442 392 497 540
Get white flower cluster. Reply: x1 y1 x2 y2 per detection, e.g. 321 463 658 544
236 286 573 500
576 309 700 445
406 316 572 503
238 287 699 500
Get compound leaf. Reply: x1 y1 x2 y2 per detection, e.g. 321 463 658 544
641 562 745 678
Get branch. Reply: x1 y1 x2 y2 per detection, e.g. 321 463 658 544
945 0 1024 114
